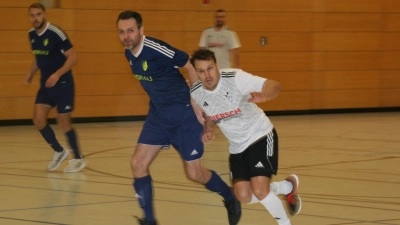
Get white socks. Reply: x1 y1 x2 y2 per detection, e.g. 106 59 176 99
247 180 293 204
270 180 293 195
260 192 291 225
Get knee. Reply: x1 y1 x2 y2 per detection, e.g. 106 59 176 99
185 165 210 183
32 117 46 129
235 188 252 203
252 187 270 200
130 156 148 175
57 120 71 133
186 167 201 182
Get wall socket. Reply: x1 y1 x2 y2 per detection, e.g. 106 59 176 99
260 36 267 46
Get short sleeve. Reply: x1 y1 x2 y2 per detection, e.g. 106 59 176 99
234 70 266 95
199 30 207 48
146 37 189 68
59 38 73 53
228 31 241 50
50 25 73 53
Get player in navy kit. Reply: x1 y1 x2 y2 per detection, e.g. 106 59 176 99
25 3 85 173
116 10 241 225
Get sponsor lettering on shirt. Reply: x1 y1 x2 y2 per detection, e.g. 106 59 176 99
208 43 224 47
209 108 241 121
133 74 153 81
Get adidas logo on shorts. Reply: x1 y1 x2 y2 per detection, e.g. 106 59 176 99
191 149 198 155
203 102 209 107
255 161 264 168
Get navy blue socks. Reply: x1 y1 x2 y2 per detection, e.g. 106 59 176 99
133 175 155 223
205 170 234 202
39 124 63 152
65 129 81 159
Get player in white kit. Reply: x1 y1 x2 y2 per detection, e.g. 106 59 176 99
190 49 301 225
199 9 241 69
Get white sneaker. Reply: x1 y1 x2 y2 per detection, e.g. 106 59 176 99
47 148 70 171
63 159 86 173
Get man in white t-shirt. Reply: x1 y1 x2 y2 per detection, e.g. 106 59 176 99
190 49 302 225
199 9 241 69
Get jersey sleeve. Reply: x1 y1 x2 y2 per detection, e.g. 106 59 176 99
28 32 33 49
228 31 241 50
52 28 73 53
148 38 189 68
198 30 207 48
234 70 266 95
59 38 73 53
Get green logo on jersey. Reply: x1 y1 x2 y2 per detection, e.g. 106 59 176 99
142 61 148 71
43 38 49 46
32 50 49 55
133 74 153 82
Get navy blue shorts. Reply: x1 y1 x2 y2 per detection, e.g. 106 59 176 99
138 105 204 161
35 81 74 114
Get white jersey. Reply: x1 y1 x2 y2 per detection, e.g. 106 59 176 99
190 69 273 154
198 27 241 69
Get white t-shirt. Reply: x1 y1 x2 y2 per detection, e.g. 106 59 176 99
190 69 273 154
198 27 241 69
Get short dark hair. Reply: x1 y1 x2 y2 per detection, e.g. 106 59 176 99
116 10 142 27
29 3 46 12
190 49 217 67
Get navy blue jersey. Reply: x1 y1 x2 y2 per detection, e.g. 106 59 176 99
29 23 73 87
125 36 191 119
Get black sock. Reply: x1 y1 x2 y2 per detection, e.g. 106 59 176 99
39 124 63 152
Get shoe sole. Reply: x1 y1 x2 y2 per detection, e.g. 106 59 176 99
47 150 70 171
294 193 302 215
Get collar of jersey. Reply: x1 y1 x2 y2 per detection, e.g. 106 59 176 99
127 35 145 58
212 26 227 33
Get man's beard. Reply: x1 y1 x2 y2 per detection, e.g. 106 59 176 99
35 20 45 30
215 22 224 28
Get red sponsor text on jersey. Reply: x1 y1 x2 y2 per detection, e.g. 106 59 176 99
209 108 242 121
208 43 224 47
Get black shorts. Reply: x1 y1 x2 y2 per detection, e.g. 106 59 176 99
35 81 74 114
229 128 278 180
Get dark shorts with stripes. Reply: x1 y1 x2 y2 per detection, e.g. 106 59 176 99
229 128 279 180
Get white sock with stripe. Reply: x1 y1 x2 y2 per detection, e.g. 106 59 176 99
260 192 291 225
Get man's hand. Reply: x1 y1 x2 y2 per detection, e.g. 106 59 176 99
45 73 60 88
202 131 215 144
248 92 267 103
24 74 34 85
